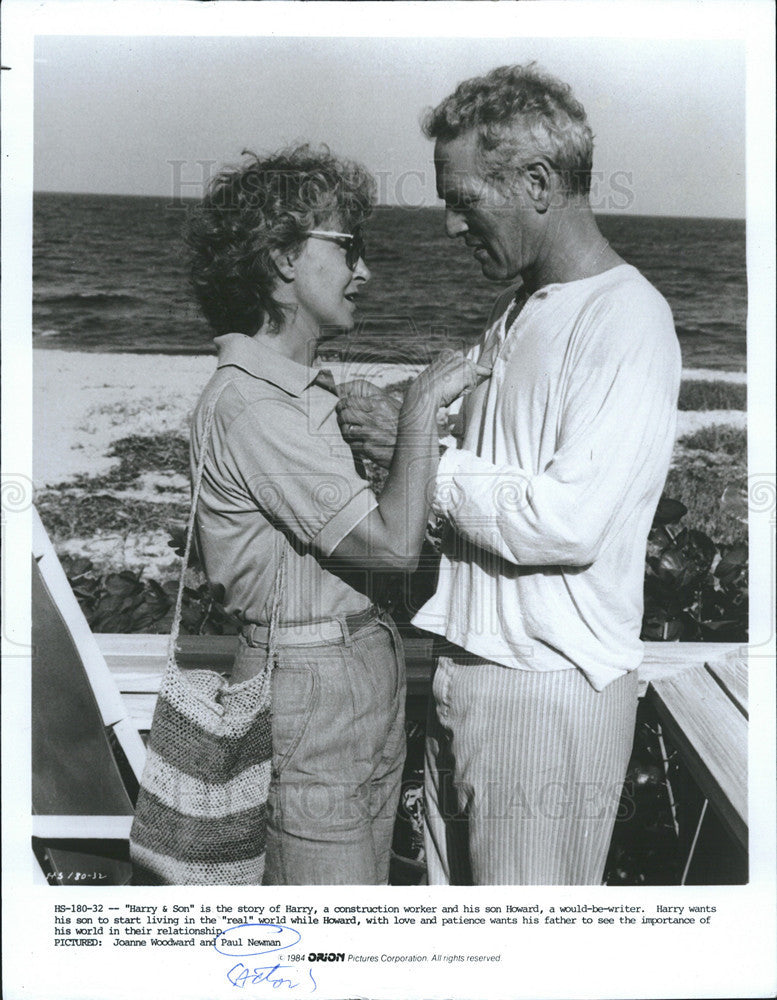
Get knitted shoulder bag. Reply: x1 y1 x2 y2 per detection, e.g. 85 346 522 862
130 383 285 885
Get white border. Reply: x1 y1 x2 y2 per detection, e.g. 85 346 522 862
2 4 775 999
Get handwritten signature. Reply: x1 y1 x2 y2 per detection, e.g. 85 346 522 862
227 962 317 991
214 923 316 993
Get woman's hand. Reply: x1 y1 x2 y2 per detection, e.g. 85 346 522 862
337 357 491 468
336 380 400 469
330 357 488 572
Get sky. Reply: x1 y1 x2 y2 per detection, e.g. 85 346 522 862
33 31 747 217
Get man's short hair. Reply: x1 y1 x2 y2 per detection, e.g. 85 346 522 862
422 63 594 197
185 145 375 336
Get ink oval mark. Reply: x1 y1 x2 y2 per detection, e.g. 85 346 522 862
214 922 302 958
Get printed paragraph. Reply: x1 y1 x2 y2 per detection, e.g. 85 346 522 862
51 899 718 949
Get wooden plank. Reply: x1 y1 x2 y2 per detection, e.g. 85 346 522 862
95 633 238 669
123 693 158 732
97 633 739 696
640 641 740 670
110 639 438 731
32 815 134 840
647 665 748 849
98 633 743 740
705 648 748 718
638 642 741 696
98 633 737 667
97 632 434 665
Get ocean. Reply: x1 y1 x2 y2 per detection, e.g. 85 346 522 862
33 193 746 370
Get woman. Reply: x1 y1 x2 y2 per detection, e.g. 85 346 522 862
184 146 485 885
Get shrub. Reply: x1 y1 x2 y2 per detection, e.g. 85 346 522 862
663 465 746 548
60 490 747 643
641 495 748 642
60 552 241 635
678 425 746 457
36 493 188 539
35 432 191 539
677 380 746 412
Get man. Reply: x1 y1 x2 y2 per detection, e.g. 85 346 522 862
338 64 681 885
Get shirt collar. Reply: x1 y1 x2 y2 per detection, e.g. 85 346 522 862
214 333 325 397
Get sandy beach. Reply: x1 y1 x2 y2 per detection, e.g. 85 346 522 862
32 351 428 571
33 350 746 488
33 349 747 574
32 351 424 487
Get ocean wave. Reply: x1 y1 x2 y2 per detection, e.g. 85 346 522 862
33 196 747 370
37 291 140 307
675 321 742 340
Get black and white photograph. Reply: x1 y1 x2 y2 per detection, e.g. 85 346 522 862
2 2 775 999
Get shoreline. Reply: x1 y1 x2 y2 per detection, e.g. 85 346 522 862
33 348 747 489
33 348 747 575
31 342 749 380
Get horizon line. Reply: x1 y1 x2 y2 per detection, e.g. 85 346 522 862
32 189 746 223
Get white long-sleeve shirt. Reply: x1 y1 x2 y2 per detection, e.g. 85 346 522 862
413 264 681 691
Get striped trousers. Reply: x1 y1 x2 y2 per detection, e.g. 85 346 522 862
424 656 638 885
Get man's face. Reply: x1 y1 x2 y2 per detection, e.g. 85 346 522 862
434 130 535 282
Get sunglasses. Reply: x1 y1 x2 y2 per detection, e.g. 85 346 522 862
306 229 366 270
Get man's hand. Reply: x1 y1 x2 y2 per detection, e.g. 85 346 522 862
412 349 491 409
336 380 401 469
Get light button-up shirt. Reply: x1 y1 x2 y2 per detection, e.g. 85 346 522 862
413 265 681 690
191 334 377 626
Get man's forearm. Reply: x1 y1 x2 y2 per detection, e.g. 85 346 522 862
432 445 650 568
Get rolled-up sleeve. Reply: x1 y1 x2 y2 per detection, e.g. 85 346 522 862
227 394 378 558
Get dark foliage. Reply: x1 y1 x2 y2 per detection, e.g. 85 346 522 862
59 489 747 642
35 432 190 538
668 425 747 548
604 702 683 885
677 380 746 412
642 494 748 642
678 424 746 456
37 493 188 540
107 432 190 479
60 552 241 636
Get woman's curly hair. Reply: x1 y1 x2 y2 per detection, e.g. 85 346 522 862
185 145 376 336
423 63 594 197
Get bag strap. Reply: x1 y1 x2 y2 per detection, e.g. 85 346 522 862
266 533 287 671
167 381 286 673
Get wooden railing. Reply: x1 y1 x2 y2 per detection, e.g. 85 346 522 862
95 632 743 730
647 648 748 853
95 632 748 871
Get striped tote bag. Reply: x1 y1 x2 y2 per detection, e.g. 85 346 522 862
130 385 284 885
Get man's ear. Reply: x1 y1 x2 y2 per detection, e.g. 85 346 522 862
270 248 296 283
521 159 555 214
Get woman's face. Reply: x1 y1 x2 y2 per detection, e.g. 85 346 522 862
290 226 371 336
